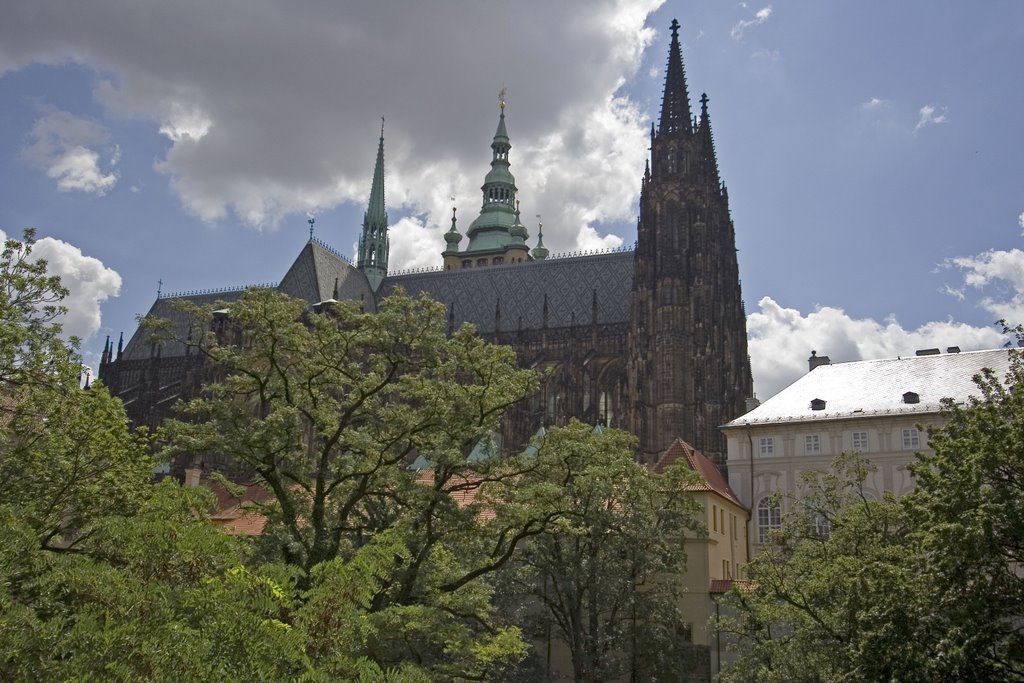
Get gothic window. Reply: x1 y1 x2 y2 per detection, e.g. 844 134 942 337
598 391 615 427
369 246 376 266
757 497 781 543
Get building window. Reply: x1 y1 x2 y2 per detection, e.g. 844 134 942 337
757 497 781 543
492 256 503 265
812 513 832 539
462 260 472 268
722 559 731 579
476 258 488 267
805 434 820 454
902 428 920 449
712 504 718 532
852 431 868 451
758 437 775 457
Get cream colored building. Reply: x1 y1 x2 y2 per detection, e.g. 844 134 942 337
652 438 750 681
722 347 1011 554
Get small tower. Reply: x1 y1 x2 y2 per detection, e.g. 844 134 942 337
442 206 463 269
357 119 389 291
531 216 548 261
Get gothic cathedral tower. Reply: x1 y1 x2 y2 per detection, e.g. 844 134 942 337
627 20 753 465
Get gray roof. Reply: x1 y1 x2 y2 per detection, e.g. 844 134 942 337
725 348 1013 427
120 243 634 360
278 240 376 311
380 250 635 334
121 290 246 361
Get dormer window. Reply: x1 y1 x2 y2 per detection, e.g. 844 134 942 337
810 398 826 411
903 391 920 405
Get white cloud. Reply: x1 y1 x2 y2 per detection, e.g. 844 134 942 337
944 247 1024 326
1018 211 1023 232
861 97 887 110
747 296 1005 400
22 110 118 195
0 229 121 341
731 6 772 40
913 104 948 133
0 0 665 263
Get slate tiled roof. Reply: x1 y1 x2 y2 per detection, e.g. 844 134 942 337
122 290 246 361
278 240 376 310
380 250 635 334
651 438 745 509
726 348 1012 427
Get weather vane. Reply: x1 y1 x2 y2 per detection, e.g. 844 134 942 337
308 217 315 241
157 278 163 298
499 87 507 112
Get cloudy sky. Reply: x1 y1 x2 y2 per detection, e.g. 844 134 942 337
1 0 1022 399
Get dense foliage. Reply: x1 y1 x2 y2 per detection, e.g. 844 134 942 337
494 421 702 682
1 233 708 681
719 346 1024 682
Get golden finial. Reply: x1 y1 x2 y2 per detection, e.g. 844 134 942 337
499 87 507 112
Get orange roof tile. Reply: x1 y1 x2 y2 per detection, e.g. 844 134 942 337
650 438 746 510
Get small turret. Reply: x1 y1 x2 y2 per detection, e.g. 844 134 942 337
531 216 549 261
442 206 463 269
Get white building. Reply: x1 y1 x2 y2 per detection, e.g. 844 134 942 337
722 347 1012 553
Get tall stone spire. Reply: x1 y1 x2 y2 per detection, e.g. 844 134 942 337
658 19 693 137
627 19 753 467
357 118 389 291
697 92 721 185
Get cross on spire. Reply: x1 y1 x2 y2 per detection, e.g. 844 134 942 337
308 217 315 241
157 278 163 298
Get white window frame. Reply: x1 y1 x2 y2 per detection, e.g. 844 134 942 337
758 437 775 458
804 434 821 455
852 431 868 452
902 428 920 449
757 497 782 543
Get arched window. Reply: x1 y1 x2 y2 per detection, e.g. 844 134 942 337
369 246 376 265
757 497 781 543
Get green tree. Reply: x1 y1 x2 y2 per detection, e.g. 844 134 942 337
715 454 922 683
907 344 1024 680
157 287 544 679
0 230 310 682
494 421 701 683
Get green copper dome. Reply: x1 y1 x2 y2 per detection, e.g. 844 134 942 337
465 105 519 253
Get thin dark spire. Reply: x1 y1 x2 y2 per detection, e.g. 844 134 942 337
698 92 721 183
658 19 693 137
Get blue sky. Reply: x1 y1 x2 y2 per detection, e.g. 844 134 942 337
1 1 1022 398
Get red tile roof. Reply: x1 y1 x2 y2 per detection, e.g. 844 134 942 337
650 438 746 510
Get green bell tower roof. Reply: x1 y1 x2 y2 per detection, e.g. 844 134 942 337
357 118 389 290
465 90 520 253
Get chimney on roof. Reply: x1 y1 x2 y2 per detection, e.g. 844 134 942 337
744 395 761 413
808 350 831 372
915 348 940 356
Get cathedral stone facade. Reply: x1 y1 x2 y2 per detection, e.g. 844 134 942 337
99 20 753 470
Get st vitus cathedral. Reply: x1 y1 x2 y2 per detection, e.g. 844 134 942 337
100 20 753 471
